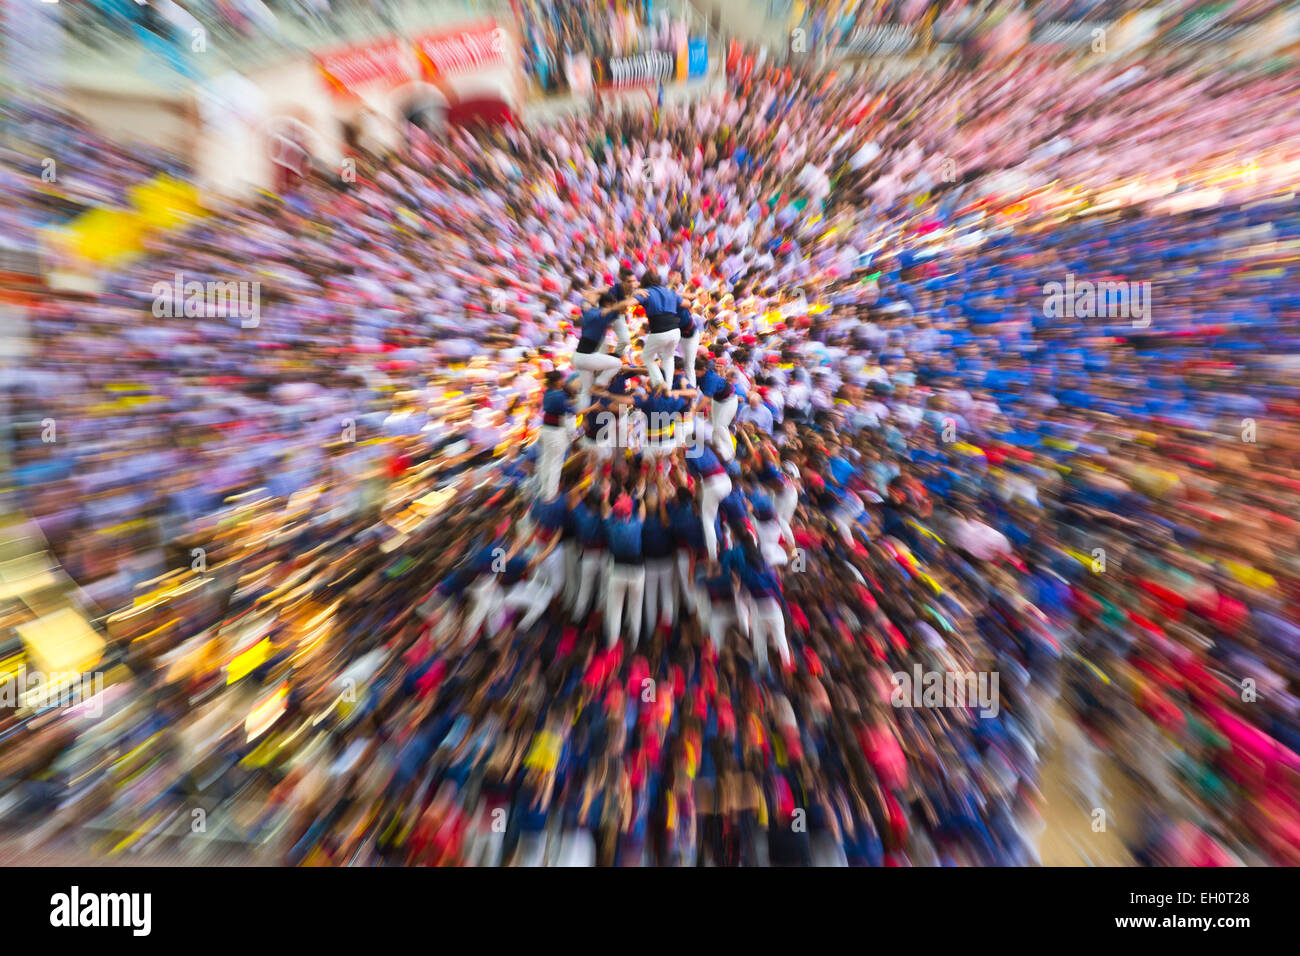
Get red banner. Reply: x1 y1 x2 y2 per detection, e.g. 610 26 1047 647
317 37 414 97
414 20 507 79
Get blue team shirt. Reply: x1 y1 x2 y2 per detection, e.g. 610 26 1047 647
637 286 682 331
604 516 644 563
669 501 704 553
678 304 699 336
828 455 855 488
606 371 634 397
531 496 567 540
571 501 605 548
579 307 619 344
749 488 776 522
641 512 674 559
542 388 574 424
756 461 788 489
688 442 726 478
470 543 502 575
720 486 748 527
698 367 733 401
742 562 782 600
637 392 688 443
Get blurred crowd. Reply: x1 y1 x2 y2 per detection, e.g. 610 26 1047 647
514 0 700 94
29 0 700 96
1 35 1299 866
780 0 1292 51
0 100 185 266
34 0 471 79
52 0 399 48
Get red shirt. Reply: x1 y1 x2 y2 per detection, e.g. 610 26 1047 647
388 452 411 480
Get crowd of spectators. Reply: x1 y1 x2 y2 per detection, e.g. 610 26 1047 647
1 37 1298 865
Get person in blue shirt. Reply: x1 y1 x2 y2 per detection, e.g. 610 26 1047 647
536 369 599 500
579 388 621 465
696 356 740 463
684 437 733 563
719 460 753 544
820 440 868 548
607 264 637 320
635 270 683 390
742 474 791 569
741 428 799 545
635 383 691 463
641 481 677 640
738 539 791 673
502 490 567 633
460 522 529 645
677 298 702 388
571 287 635 411
536 370 576 501
601 477 646 649
569 485 608 623
702 529 741 654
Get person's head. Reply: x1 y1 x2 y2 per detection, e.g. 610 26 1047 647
641 269 661 288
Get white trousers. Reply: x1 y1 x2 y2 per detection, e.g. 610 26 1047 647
679 332 701 387
557 828 598 867
463 804 507 867
748 595 791 672
643 556 676 638
698 472 732 563
572 549 607 623
833 491 864 547
776 481 798 543
536 425 570 500
711 394 738 462
571 350 623 409
464 575 504 643
503 546 564 631
705 599 735 654
612 315 631 354
757 518 787 567
517 831 548 867
642 328 681 390
605 562 646 649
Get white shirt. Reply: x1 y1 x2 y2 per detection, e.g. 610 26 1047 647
953 518 1011 562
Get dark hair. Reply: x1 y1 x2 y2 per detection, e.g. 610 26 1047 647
641 269 661 287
